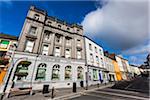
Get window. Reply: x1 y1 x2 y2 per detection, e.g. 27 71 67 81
14 61 31 81
24 40 34 52
34 14 40 20
89 43 92 50
0 40 10 49
65 48 71 58
77 39 81 46
95 47 97 53
93 69 98 80
58 25 61 28
67 27 70 30
99 49 102 55
29 26 37 34
52 64 60 80
66 38 71 46
44 31 51 41
77 49 82 59
90 53 94 62
77 66 83 80
96 56 99 64
42 44 49 55
55 35 61 43
35 63 46 80
65 66 72 80
47 21 52 26
54 47 61 57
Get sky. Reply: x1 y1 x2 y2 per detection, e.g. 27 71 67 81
0 0 149 66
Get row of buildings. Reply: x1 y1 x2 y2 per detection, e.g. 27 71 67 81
0 6 141 96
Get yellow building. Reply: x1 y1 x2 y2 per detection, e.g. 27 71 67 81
0 33 18 84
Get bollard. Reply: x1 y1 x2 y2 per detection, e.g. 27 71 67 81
73 82 76 93
51 87 55 99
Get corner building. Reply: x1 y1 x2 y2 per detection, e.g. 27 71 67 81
5 6 86 92
84 36 108 86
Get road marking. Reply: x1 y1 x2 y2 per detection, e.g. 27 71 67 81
82 93 117 100
91 91 148 100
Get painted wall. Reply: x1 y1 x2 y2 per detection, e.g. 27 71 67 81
112 60 122 81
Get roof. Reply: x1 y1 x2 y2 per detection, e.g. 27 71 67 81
83 35 103 48
0 33 18 40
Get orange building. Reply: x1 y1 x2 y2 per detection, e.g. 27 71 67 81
0 33 18 84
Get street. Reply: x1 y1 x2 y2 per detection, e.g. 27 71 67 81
70 88 149 100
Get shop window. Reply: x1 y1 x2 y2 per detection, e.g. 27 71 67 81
77 66 83 80
35 63 46 80
93 69 98 81
52 64 60 80
14 61 31 81
65 66 72 80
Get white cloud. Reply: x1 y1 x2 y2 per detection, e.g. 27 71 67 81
81 0 149 50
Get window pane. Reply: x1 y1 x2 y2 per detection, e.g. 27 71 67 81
77 66 83 80
65 66 72 80
42 45 49 55
52 65 60 80
25 40 34 52
29 26 37 34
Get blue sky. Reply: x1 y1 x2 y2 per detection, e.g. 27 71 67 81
0 1 149 66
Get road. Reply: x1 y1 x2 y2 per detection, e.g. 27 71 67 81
70 88 149 100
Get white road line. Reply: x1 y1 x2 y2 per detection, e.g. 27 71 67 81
91 91 148 100
82 93 117 100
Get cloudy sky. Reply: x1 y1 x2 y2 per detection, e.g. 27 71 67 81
0 0 149 66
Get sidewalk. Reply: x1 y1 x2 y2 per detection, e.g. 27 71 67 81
4 83 114 100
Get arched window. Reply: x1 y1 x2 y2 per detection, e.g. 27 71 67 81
77 66 83 80
35 63 47 80
52 64 60 80
65 66 72 80
15 61 31 81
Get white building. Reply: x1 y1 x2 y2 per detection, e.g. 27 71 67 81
130 65 141 76
84 36 107 86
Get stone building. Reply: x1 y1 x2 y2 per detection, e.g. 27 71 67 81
84 36 107 86
4 6 86 94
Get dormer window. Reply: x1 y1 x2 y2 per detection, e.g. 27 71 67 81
58 25 61 28
34 14 40 20
67 27 70 31
47 21 52 26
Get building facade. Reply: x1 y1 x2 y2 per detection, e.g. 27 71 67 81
104 52 116 82
0 33 18 84
116 56 132 80
84 36 107 86
4 6 86 94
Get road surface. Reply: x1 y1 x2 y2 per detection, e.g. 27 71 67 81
70 88 149 100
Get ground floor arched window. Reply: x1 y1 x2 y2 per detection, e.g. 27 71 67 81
14 61 31 81
65 65 72 80
77 66 83 80
52 64 60 80
35 63 47 81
